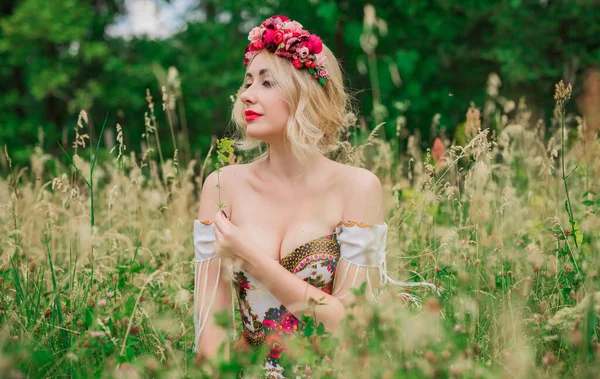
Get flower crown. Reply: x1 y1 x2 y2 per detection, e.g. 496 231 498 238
244 16 330 86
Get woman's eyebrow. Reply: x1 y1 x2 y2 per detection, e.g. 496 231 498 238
245 69 270 79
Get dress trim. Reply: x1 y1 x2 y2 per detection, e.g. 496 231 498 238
279 235 340 274
336 220 372 228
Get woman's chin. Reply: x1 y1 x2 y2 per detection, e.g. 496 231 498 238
246 125 271 139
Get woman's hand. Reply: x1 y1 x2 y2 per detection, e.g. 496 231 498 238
213 210 256 265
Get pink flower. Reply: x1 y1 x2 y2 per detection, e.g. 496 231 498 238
292 59 303 69
307 34 323 54
285 37 299 51
315 54 328 67
297 46 309 59
318 69 328 77
106 291 114 298
263 319 284 335
271 16 287 26
90 331 105 338
248 26 263 42
285 21 303 33
273 30 285 45
97 299 107 307
281 313 299 334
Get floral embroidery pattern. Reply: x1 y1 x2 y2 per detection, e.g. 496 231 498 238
321 259 337 274
263 305 300 335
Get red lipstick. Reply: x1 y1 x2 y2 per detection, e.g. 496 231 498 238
245 110 263 122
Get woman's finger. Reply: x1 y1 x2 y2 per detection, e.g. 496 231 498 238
214 225 222 241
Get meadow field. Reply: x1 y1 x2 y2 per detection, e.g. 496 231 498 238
0 79 599 379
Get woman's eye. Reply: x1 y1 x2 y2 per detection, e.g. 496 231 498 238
263 81 273 88
243 83 252 89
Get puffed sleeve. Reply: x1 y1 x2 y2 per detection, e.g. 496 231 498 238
193 220 236 353
331 221 440 304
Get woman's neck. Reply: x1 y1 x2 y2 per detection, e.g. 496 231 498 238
259 144 324 185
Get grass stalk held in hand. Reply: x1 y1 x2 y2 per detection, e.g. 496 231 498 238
215 137 235 213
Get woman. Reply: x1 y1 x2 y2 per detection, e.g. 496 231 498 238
193 15 435 378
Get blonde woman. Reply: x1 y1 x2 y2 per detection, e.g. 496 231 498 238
193 15 436 378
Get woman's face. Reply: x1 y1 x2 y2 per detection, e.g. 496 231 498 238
240 52 290 142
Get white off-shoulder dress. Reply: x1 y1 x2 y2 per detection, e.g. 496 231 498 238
193 219 437 378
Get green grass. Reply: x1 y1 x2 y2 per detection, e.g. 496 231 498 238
1 83 598 377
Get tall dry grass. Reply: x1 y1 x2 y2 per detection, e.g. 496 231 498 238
1 7 599 378
1 75 599 377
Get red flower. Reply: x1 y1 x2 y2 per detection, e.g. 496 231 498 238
307 34 323 54
263 29 274 44
293 59 303 69
266 333 283 359
432 137 445 163
273 30 285 45
251 40 264 51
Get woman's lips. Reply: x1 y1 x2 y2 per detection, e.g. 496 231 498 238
245 114 262 121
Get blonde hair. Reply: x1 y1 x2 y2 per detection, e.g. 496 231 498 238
230 44 355 164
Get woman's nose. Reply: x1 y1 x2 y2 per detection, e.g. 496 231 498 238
240 87 256 105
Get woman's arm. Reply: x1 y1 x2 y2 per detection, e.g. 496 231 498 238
195 169 234 361
242 169 385 332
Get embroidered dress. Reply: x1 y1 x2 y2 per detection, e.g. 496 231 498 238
193 219 436 378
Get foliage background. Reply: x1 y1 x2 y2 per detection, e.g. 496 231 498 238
1 0 599 168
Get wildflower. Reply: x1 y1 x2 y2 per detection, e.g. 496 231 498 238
542 351 556 366
97 299 107 307
431 137 446 166
554 80 573 114
90 331 105 338
565 263 573 273
465 107 481 140
129 324 141 336
106 291 114 298
216 137 235 169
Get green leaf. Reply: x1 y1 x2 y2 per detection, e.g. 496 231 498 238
304 319 315 337
574 222 583 246
316 322 325 336
582 200 594 206
351 281 367 296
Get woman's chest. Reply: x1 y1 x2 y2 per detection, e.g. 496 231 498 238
230 174 344 261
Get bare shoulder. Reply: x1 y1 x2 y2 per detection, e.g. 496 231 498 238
198 164 246 221
334 163 382 193
335 163 384 224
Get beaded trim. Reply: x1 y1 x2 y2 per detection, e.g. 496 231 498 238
242 319 266 347
279 235 340 273
336 220 372 228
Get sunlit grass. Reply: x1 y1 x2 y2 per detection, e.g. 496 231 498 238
1 76 598 377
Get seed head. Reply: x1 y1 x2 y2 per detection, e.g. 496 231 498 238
554 80 572 114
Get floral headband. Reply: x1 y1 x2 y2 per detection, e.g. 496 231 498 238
244 16 330 86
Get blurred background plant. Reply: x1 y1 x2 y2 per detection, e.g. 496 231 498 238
1 0 599 168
